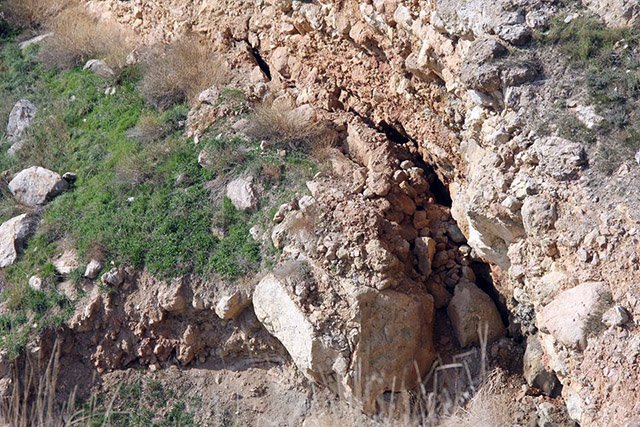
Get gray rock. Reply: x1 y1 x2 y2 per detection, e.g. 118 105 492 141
583 0 640 27
414 236 436 276
523 334 559 396
9 167 68 207
53 249 79 275
18 33 53 50
537 402 558 427
84 259 103 279
521 196 557 236
253 261 436 413
0 213 39 268
539 282 612 350
530 137 587 181
28 276 43 291
101 268 125 287
446 223 466 243
83 59 115 79
498 24 532 45
602 305 631 327
501 59 540 87
460 39 508 93
226 176 258 211
447 281 505 347
6 99 37 145
198 86 220 105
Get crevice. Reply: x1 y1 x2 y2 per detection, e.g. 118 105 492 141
247 43 272 81
411 156 453 207
377 120 411 145
470 261 511 328
347 108 415 145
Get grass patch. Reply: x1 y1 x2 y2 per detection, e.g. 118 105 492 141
539 14 640 172
86 376 198 426
0 29 317 356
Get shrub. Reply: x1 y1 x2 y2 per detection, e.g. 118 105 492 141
0 0 73 29
39 5 133 70
247 98 326 150
139 36 230 110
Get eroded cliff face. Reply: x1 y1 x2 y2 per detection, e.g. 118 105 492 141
75 0 640 424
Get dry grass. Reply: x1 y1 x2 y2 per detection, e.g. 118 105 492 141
305 323 514 427
139 36 230 110
247 98 329 150
0 0 74 29
0 340 114 427
39 5 133 70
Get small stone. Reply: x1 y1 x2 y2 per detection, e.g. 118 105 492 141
426 280 452 308
6 99 37 144
101 268 125 287
28 276 43 291
53 249 79 275
198 150 212 167
215 290 251 320
226 176 258 211
602 305 630 327
446 223 466 243
400 160 414 170
0 214 39 268
159 281 187 314
414 237 436 276
83 59 115 79
84 259 103 279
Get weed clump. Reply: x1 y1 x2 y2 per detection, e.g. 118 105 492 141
39 6 132 70
139 36 230 110
247 98 328 150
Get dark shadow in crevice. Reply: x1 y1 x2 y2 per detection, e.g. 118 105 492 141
470 261 510 327
247 44 272 81
378 120 411 145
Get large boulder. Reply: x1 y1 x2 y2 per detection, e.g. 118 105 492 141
226 176 258 211
253 267 339 384
447 281 505 347
538 282 612 350
9 167 68 207
6 100 37 150
253 261 436 412
0 213 39 268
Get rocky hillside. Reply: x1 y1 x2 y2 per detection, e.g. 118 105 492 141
0 0 639 425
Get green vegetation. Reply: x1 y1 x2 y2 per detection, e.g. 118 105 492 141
86 377 198 426
0 30 316 357
540 14 640 172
